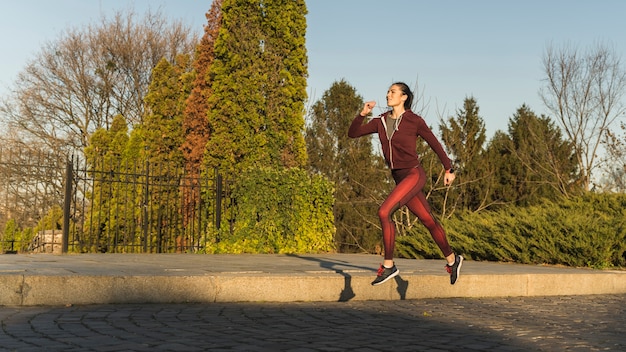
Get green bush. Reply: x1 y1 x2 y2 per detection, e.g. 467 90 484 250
204 167 336 254
397 193 626 268
2 219 22 253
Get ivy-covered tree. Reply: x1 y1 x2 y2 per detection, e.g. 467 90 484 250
440 97 489 211
305 80 387 253
204 0 308 176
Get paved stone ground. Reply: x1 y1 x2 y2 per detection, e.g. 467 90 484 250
1 294 624 351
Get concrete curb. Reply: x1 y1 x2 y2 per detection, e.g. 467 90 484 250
1 253 625 306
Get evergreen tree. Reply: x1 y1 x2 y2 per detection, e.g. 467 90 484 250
483 130 519 205
142 56 192 168
2 219 21 253
204 0 308 176
84 115 131 252
305 80 387 253
181 0 223 228
440 97 489 211
135 55 194 252
83 55 194 253
487 105 579 205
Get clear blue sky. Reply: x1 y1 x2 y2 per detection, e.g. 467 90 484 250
1 0 625 138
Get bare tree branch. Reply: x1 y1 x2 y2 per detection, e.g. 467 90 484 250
0 9 199 155
540 42 626 190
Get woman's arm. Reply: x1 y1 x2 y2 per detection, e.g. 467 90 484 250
422 124 456 185
348 101 379 138
416 118 453 170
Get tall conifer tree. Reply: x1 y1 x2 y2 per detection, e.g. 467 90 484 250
84 115 131 251
141 56 192 168
180 0 223 230
204 0 308 175
486 105 578 205
182 0 223 175
305 80 387 253
440 97 488 211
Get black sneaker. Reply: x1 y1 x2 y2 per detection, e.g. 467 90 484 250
445 255 463 285
371 264 399 286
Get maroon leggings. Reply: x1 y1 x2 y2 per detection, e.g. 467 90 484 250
378 166 453 260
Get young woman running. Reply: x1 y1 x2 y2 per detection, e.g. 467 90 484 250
348 82 463 286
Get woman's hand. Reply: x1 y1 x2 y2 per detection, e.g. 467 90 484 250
360 101 376 116
444 170 456 186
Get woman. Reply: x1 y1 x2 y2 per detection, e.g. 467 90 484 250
348 82 463 286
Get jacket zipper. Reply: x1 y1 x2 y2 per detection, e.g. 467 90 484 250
388 138 394 169
383 115 399 169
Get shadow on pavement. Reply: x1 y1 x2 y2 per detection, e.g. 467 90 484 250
287 254 409 302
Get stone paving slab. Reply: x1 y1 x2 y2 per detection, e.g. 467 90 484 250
0 253 625 306
0 294 624 351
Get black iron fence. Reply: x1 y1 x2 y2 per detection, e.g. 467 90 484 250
0 148 66 253
0 150 231 254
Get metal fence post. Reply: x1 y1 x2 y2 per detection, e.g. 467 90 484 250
215 168 222 242
143 158 150 252
62 157 73 253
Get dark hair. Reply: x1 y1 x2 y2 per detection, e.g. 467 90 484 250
392 82 413 110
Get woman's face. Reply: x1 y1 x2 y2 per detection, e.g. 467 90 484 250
386 85 406 108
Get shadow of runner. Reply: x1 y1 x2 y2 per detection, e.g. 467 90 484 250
338 275 355 302
286 254 408 302
394 275 409 300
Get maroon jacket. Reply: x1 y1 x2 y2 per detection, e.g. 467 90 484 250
348 110 452 170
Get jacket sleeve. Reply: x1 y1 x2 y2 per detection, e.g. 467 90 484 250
348 114 378 138
416 119 452 170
